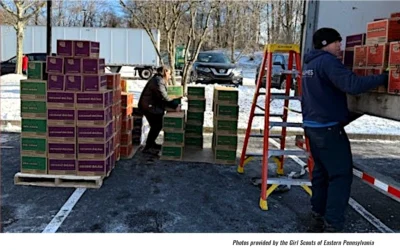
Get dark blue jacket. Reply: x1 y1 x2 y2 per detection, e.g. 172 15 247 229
301 50 387 127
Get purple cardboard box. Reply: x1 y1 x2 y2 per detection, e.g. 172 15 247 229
78 142 109 158
65 75 83 92
48 159 76 173
77 109 111 126
77 157 109 176
83 75 107 92
74 41 100 58
64 58 82 74
345 33 366 49
47 74 64 91
57 40 74 57
82 58 105 74
77 126 108 142
46 56 64 74
47 91 75 108
76 91 112 109
48 126 76 141
47 109 75 125
343 50 354 67
48 142 76 158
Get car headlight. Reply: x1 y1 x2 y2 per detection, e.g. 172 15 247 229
232 68 242 76
196 67 211 72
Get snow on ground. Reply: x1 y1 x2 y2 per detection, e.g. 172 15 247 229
2 67 400 135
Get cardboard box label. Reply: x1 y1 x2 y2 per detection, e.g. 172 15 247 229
214 87 239 103
215 135 238 146
185 136 203 147
65 75 83 91
21 137 46 152
48 142 75 155
78 158 108 173
366 18 400 44
164 132 184 143
78 143 107 155
27 61 47 80
163 116 184 129
77 109 109 122
77 91 111 107
215 119 238 132
65 58 82 74
188 99 206 111
48 74 64 91
367 44 389 66
57 40 74 57
21 156 47 171
48 126 75 138
187 86 205 97
21 100 47 114
48 159 76 171
78 124 113 140
47 91 75 105
46 56 64 74
161 146 183 157
216 105 239 118
48 109 75 121
20 80 47 97
21 119 47 133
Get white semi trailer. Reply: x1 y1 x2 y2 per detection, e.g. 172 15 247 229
0 25 161 79
301 0 400 122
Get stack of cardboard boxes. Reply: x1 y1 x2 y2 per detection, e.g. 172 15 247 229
185 86 206 148
212 86 239 164
347 12 400 94
21 39 124 177
120 92 134 158
160 86 185 160
132 106 142 144
107 73 122 164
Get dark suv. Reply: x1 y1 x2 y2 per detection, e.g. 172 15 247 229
255 53 297 90
191 51 243 86
0 53 52 75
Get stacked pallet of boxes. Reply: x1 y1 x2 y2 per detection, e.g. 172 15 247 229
185 86 206 148
45 39 114 177
350 13 400 94
160 86 185 160
212 86 239 164
120 92 135 158
20 60 48 174
132 106 143 144
107 73 122 164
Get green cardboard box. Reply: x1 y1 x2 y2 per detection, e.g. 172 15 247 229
21 137 47 156
185 136 203 148
214 86 238 105
163 112 185 132
214 104 239 119
213 134 238 150
164 131 185 146
27 61 47 80
188 99 206 111
186 111 204 125
185 124 203 136
20 155 47 174
20 80 47 100
21 100 47 118
214 119 238 134
187 86 205 99
161 146 184 160
167 86 183 98
21 118 47 137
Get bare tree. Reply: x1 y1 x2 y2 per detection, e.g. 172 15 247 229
0 0 45 74
181 0 215 92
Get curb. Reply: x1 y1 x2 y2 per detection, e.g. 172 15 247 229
1 120 400 141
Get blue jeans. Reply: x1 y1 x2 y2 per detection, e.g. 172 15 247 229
305 125 353 231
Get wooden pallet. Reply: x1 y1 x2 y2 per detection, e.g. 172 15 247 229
14 172 103 189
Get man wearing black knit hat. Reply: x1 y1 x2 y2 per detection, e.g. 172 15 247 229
302 27 388 233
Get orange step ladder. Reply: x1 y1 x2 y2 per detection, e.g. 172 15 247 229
238 44 314 210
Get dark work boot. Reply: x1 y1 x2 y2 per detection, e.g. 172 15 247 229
306 211 325 233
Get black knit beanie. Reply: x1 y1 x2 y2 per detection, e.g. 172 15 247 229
313 28 342 49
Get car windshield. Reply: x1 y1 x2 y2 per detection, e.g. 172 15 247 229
197 53 231 64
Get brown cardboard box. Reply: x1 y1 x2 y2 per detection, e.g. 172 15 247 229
366 43 390 67
48 142 76 159
352 68 366 76
353 46 367 67
365 67 387 93
388 68 400 94
366 18 400 45
389 41 400 67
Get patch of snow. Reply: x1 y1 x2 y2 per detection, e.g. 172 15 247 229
0 73 26 84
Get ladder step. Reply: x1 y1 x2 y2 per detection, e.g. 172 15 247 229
246 149 308 157
280 70 299 75
250 134 283 139
270 94 301 100
254 113 283 118
269 121 303 128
